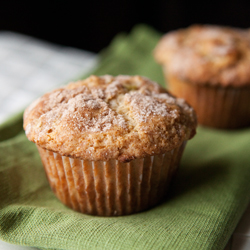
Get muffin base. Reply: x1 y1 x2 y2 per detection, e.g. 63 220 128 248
166 74 250 129
37 142 186 216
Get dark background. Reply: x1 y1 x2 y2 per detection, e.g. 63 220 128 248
1 0 250 53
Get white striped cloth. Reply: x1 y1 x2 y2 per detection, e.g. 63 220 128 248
0 31 97 124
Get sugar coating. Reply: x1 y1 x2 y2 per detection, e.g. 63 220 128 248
154 24 250 86
23 75 197 162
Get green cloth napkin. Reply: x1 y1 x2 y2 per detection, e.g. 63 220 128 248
1 24 250 250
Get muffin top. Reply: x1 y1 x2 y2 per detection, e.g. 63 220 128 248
154 24 250 86
23 75 196 162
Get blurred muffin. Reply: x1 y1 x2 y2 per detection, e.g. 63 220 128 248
154 24 250 129
23 75 196 216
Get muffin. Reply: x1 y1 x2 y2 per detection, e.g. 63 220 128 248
23 75 197 216
154 24 250 129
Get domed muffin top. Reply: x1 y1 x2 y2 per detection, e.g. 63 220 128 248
154 25 250 86
23 75 196 162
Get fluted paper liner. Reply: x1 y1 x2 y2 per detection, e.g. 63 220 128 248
166 73 250 129
37 142 186 216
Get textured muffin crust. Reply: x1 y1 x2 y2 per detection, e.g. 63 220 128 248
23 75 196 162
154 24 250 86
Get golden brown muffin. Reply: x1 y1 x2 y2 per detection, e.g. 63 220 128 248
23 75 197 216
154 24 250 129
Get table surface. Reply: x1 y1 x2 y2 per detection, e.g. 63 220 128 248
0 31 249 250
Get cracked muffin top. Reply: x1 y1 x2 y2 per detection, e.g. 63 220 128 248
23 75 197 162
154 24 250 86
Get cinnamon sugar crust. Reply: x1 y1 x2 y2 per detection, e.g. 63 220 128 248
23 75 197 162
154 24 250 86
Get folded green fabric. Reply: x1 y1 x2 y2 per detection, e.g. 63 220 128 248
1 24 250 250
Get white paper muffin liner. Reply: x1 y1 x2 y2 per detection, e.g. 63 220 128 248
166 73 250 129
37 141 186 216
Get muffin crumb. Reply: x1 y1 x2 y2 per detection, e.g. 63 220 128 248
154 24 250 86
24 75 196 161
